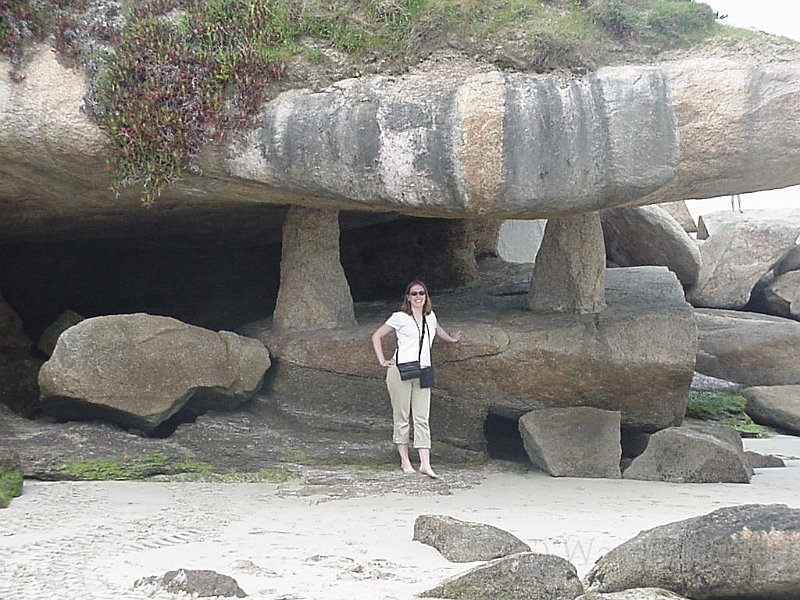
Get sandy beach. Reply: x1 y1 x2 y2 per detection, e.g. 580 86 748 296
2 435 799 600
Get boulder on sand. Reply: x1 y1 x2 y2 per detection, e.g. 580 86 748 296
38 314 271 434
584 504 800 599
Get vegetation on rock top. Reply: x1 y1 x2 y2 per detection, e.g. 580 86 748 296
686 390 769 438
0 0 775 203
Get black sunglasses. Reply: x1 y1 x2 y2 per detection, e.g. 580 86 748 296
409 291 426 296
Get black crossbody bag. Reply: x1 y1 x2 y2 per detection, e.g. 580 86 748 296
397 316 435 388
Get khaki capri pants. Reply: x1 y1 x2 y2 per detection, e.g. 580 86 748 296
386 365 431 449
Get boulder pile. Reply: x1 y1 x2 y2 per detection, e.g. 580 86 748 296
418 504 800 600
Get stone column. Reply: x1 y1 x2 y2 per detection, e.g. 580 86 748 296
527 212 606 314
273 206 356 331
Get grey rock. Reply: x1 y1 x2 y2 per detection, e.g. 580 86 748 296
774 244 800 277
688 209 800 309
0 349 43 416
420 551 583 599
623 422 752 483
601 204 701 286
519 407 622 478
4 50 800 245
273 207 356 331
2 262 695 475
577 589 690 600
744 450 785 469
245 68 678 218
658 200 696 233
695 309 800 385
641 57 800 206
528 213 607 314
247 266 695 454
759 270 800 320
0 290 39 412
36 310 84 357
413 514 530 562
38 314 271 433
583 504 800 599
0 290 31 350
135 569 246 598
743 385 800 435
690 372 744 394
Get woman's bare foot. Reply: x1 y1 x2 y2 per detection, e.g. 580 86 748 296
398 444 415 474
417 448 438 478
419 466 439 479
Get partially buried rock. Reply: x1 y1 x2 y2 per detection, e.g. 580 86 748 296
743 385 800 435
744 450 785 469
583 504 800 599
134 568 246 598
577 589 691 600
519 407 622 478
420 552 583 599
413 514 530 562
622 422 752 483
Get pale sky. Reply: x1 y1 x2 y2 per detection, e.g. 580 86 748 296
686 0 800 218
705 0 799 41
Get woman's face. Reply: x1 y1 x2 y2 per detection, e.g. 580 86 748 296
407 285 427 309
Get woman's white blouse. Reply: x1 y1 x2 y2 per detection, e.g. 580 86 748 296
385 311 438 367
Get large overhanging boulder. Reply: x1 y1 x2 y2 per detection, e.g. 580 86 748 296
1 46 800 241
230 67 679 215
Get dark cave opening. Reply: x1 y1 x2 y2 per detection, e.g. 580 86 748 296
483 412 531 464
0 214 487 344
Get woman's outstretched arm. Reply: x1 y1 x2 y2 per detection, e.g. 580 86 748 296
436 324 462 343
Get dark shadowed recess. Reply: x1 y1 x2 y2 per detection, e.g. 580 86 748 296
0 211 483 344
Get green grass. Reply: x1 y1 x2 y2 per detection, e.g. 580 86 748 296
0 469 23 508
686 390 770 438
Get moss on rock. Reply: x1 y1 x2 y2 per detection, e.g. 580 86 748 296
0 449 23 508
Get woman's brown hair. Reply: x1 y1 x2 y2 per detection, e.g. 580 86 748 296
401 280 432 316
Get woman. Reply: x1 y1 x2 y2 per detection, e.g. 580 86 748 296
371 280 462 478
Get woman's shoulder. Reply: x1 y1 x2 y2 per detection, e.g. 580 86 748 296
386 311 411 325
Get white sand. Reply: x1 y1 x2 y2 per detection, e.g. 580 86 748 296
2 435 799 600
